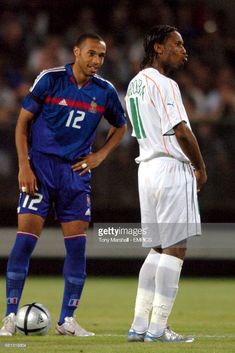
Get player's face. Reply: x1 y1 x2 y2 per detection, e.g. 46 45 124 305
158 31 188 71
74 38 106 77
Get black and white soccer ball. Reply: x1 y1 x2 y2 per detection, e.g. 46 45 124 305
16 303 51 335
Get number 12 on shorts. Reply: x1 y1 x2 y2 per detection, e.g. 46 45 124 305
129 97 146 139
22 193 43 211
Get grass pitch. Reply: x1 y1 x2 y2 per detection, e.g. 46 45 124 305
0 276 235 352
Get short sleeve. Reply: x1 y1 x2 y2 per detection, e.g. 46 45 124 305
104 85 127 127
22 71 51 115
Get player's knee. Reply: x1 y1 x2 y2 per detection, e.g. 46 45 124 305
62 221 89 236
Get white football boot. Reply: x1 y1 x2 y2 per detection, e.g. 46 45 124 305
127 328 146 342
55 317 95 336
0 313 16 336
144 326 194 343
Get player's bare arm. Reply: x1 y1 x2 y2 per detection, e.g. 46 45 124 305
174 121 207 190
72 124 127 175
15 108 38 195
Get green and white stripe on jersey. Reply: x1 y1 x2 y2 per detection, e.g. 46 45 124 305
129 97 146 139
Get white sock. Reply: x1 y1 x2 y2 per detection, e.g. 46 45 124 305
131 249 161 333
148 253 183 337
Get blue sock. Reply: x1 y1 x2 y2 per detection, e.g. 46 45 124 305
6 232 38 315
59 235 86 324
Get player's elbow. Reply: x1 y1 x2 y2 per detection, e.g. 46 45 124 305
174 121 191 141
117 123 128 137
122 123 128 133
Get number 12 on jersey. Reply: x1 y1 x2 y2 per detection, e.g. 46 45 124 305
66 110 86 129
129 97 146 139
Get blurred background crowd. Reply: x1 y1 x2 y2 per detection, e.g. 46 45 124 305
0 0 235 225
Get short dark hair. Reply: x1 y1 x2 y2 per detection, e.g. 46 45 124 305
74 33 104 47
141 25 177 69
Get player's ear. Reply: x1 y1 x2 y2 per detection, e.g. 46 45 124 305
154 43 163 56
73 46 80 57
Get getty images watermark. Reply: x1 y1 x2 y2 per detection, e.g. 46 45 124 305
94 223 152 246
93 223 235 251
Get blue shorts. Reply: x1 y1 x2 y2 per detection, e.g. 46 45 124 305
18 150 91 222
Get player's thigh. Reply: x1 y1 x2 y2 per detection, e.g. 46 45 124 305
138 162 159 247
157 163 197 223
17 155 53 223
61 220 89 237
157 161 199 248
138 162 157 224
18 213 45 236
56 167 91 224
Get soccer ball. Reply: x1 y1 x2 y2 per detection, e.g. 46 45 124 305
16 303 51 336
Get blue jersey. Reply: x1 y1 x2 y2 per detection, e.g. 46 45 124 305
22 64 126 161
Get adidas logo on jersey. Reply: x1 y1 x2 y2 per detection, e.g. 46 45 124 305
59 99 68 106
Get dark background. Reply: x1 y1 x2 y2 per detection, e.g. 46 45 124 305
0 0 235 275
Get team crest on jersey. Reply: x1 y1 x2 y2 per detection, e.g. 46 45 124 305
89 98 97 113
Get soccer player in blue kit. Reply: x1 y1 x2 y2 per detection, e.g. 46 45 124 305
0 33 127 336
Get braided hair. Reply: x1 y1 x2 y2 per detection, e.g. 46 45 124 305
141 25 177 69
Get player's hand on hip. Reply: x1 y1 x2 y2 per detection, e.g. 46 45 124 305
194 169 207 192
19 165 38 196
72 152 105 176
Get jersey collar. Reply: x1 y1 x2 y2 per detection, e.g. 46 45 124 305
65 63 93 89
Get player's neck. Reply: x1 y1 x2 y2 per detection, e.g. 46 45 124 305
151 59 171 76
72 64 91 87
151 62 166 75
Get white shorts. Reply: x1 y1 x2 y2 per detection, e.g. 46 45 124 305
138 157 201 248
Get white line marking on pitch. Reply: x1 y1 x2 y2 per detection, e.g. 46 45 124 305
96 334 235 339
197 334 235 338
96 334 125 337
